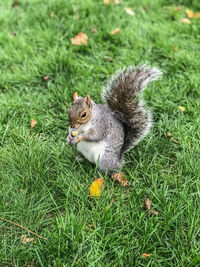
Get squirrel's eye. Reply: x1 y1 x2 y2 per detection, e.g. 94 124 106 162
81 112 87 118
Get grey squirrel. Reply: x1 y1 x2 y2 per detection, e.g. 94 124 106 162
67 65 162 182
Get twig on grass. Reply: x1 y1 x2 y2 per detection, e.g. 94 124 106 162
0 216 47 240
167 132 180 144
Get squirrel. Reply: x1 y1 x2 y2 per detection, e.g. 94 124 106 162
67 65 162 182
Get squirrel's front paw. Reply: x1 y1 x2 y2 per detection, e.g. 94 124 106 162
70 137 78 146
67 135 79 146
67 134 74 146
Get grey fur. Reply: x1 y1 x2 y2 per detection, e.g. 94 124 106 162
102 64 162 154
67 65 162 174
90 103 124 174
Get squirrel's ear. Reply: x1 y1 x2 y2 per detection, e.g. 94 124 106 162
73 92 79 102
85 94 92 108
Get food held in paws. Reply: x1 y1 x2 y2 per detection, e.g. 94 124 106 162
71 131 79 137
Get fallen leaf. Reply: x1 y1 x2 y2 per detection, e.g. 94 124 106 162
90 27 97 33
104 56 113 62
149 209 159 216
87 223 95 229
110 28 120 35
71 32 88 45
31 119 37 128
186 9 194 18
11 32 16 37
142 253 152 258
21 235 36 244
103 0 121 5
193 12 200 18
124 7 135 16
173 45 178 51
179 18 191 24
50 11 54 18
186 9 200 19
178 106 185 111
12 0 19 9
143 198 151 210
43 76 49 81
111 172 128 186
90 178 104 198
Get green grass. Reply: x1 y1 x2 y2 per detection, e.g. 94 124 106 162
0 0 200 266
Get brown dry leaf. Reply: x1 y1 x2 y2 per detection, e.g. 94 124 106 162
110 28 120 35
186 9 200 19
105 56 113 62
149 209 159 216
87 223 95 230
192 12 200 18
43 76 49 81
21 235 36 244
142 253 152 258
50 11 54 18
179 18 191 24
71 33 88 45
111 172 128 186
90 178 104 198
143 198 151 210
11 32 16 37
124 7 135 16
90 27 97 33
178 105 185 111
12 0 19 9
31 119 37 128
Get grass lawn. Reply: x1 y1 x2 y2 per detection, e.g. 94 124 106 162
0 0 200 266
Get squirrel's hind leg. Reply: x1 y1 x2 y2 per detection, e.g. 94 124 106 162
98 153 128 186
98 153 123 175
98 154 128 186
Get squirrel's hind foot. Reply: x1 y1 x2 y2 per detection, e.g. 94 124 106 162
111 172 128 187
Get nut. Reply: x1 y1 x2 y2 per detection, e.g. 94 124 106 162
71 131 79 137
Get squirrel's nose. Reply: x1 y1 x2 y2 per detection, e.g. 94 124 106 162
71 123 79 129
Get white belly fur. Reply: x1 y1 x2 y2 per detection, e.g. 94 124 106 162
77 140 105 164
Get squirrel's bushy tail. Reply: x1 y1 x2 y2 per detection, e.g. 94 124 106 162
102 65 162 155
